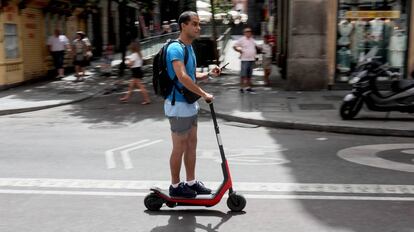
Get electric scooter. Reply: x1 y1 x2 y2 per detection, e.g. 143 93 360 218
340 47 414 120
144 101 247 212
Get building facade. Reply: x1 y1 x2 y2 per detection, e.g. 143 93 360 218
0 0 141 89
0 1 24 88
0 0 91 89
276 0 414 90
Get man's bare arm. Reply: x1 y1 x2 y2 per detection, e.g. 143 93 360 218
172 60 212 100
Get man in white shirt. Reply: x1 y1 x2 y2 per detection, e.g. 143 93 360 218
47 29 70 79
233 27 257 93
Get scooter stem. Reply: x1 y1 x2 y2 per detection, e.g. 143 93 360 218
209 102 233 194
208 103 226 161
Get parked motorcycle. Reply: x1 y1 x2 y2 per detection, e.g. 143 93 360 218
340 47 414 120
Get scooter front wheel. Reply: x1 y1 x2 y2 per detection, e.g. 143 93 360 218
144 193 164 211
227 193 246 212
340 99 363 120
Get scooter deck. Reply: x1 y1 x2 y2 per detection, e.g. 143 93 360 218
150 187 216 200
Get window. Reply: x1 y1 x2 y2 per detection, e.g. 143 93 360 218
4 24 19 59
336 0 410 82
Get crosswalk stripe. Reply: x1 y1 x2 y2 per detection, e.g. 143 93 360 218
1 178 414 195
1 189 414 201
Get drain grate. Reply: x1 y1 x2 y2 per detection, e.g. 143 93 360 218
224 122 260 128
89 123 128 129
298 103 335 110
322 95 343 101
58 90 84 95
256 102 290 112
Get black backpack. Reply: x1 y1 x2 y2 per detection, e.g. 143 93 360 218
152 39 188 105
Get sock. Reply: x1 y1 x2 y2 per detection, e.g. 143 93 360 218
171 183 179 188
186 179 196 186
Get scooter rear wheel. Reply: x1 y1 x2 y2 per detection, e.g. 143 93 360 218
144 193 164 211
227 193 246 212
340 99 363 120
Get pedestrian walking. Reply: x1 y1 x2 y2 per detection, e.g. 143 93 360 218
71 31 91 82
170 19 179 32
119 41 151 105
261 36 273 86
233 27 258 93
47 29 70 79
101 43 114 76
165 11 221 198
162 21 172 34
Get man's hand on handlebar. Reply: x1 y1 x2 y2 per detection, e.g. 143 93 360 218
203 92 214 103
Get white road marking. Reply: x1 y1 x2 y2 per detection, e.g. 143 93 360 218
401 149 414 163
401 149 414 155
121 140 163 169
1 189 414 201
1 178 414 196
0 189 145 197
199 147 289 165
338 144 414 172
242 195 414 201
105 140 149 169
316 138 328 141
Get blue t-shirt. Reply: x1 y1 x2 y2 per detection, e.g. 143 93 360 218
164 42 199 117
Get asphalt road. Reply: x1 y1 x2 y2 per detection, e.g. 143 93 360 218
1 93 413 232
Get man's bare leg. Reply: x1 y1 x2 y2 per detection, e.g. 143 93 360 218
184 125 197 181
170 132 188 184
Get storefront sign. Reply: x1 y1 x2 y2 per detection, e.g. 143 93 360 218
345 11 401 19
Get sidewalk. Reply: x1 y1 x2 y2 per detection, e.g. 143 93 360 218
1 61 413 137
0 68 119 116
198 73 414 137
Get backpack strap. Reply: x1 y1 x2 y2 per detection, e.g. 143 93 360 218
169 40 189 105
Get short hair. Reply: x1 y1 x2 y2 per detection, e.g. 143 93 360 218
243 27 252 33
76 31 86 39
178 11 198 31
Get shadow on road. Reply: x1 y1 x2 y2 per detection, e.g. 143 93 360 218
145 209 245 232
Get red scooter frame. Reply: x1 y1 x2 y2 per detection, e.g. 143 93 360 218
144 102 246 212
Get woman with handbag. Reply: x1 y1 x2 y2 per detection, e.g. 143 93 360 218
119 41 151 105
71 31 91 82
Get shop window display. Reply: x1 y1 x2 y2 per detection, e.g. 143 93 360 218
336 0 410 82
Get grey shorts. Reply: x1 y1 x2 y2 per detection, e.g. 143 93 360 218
241 61 255 78
168 115 198 135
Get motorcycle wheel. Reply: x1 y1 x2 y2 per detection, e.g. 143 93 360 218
340 99 363 120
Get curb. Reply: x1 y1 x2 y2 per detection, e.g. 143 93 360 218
199 108 414 138
0 93 97 116
0 81 112 116
0 61 152 116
